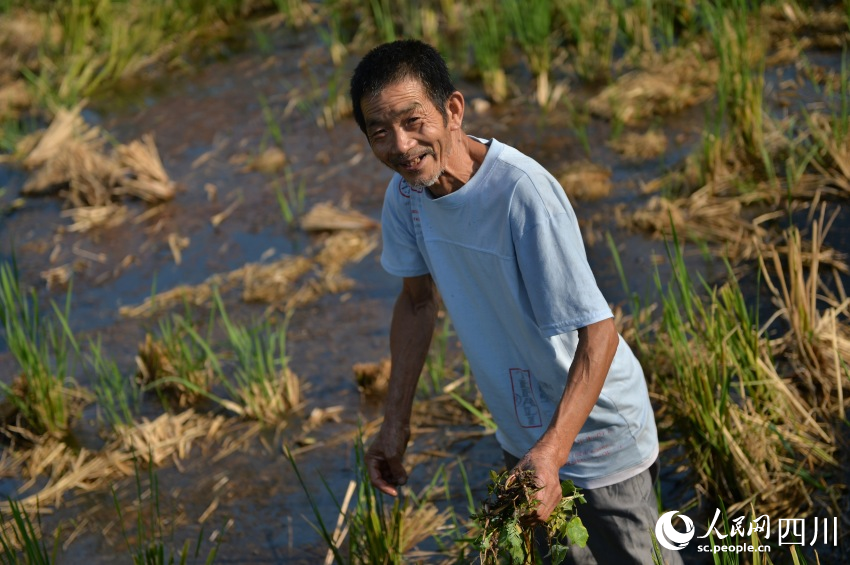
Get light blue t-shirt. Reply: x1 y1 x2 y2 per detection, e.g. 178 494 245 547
380 137 658 488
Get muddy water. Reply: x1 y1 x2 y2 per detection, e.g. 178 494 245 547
2 25 844 564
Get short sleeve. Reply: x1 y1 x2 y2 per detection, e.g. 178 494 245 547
513 200 612 337
380 177 430 277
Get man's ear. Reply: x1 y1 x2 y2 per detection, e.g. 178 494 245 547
446 91 465 131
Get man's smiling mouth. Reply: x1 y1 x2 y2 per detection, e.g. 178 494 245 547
395 151 433 171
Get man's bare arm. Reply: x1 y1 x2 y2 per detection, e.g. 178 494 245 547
366 274 437 496
516 317 619 522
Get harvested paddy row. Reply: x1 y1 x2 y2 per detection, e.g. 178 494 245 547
0 0 849 563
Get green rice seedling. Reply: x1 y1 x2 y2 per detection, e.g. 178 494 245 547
784 137 820 209
418 5 441 48
19 0 254 108
556 0 618 83
274 165 306 226
425 462 480 562
135 313 218 409
472 468 588 564
0 186 19 217
702 0 767 161
318 65 353 129
273 0 312 29
25 2 163 106
251 26 274 57
651 0 680 49
504 0 556 107
433 0 467 69
612 0 653 54
421 312 454 396
286 434 449 564
368 0 396 43
393 0 425 42
803 50 850 185
346 446 437 564
649 232 834 516
90 337 139 430
258 94 284 150
468 0 510 104
284 446 346 563
214 294 300 425
296 60 351 130
0 261 79 436
315 3 349 67
447 391 496 431
845 0 850 34
614 0 692 53
0 499 57 564
113 458 220 565
0 116 38 156
569 105 592 157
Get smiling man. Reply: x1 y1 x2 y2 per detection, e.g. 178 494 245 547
350 40 681 565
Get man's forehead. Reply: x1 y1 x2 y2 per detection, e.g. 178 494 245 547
363 81 430 119
368 78 427 104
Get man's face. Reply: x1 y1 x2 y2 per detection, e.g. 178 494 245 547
360 78 455 190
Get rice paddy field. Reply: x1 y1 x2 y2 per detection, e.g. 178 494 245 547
0 0 848 563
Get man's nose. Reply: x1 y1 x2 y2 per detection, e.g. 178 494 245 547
390 127 416 155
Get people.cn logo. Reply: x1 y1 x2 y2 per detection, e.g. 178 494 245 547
655 511 696 551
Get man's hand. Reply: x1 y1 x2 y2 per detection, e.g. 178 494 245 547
365 426 410 496
513 441 564 524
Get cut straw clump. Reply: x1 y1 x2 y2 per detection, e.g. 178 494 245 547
557 161 612 201
61 203 129 232
111 410 234 468
353 358 391 398
114 134 177 202
299 201 379 232
805 112 850 194
588 46 718 125
120 230 377 318
220 366 302 426
472 469 588 565
625 191 768 262
0 409 252 512
607 130 668 162
757 209 850 421
624 124 837 263
761 5 850 50
14 105 176 230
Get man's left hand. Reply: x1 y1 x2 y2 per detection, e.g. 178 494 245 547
513 442 564 524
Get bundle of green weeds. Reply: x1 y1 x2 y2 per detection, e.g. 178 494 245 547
472 469 588 565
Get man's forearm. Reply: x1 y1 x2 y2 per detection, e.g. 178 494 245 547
383 280 438 428
535 318 619 467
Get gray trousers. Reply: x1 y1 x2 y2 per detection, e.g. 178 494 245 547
503 452 684 565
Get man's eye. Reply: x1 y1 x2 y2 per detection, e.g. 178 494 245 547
370 130 386 140
406 117 420 126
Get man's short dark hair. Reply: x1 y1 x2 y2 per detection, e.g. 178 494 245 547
350 39 456 134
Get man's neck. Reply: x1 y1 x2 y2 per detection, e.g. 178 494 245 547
428 135 488 197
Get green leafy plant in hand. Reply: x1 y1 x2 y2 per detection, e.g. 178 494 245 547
472 468 588 564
